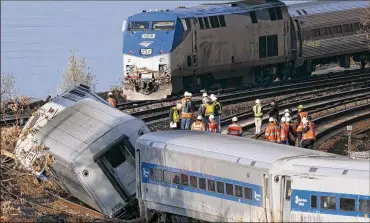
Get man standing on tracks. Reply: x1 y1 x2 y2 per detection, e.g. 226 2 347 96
169 103 182 129
286 117 297 146
207 115 218 133
280 116 289 145
199 94 214 130
107 92 117 108
268 99 279 123
227 117 243 136
191 115 206 131
253 99 263 135
181 92 194 130
265 117 280 143
296 105 309 147
301 116 316 149
211 95 223 133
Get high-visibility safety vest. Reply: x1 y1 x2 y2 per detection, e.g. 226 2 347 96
181 98 193 118
297 111 308 132
280 123 289 141
253 104 263 118
204 103 214 117
107 98 116 107
302 121 316 141
191 121 205 131
265 123 281 143
172 107 180 123
214 102 223 115
208 122 218 132
227 124 243 136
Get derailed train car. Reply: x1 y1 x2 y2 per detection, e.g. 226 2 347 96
15 86 150 219
135 131 370 222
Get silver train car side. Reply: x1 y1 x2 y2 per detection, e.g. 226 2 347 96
122 0 369 100
135 131 370 222
15 87 150 219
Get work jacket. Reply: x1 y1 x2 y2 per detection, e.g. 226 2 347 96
227 124 243 136
181 98 194 118
297 111 308 132
280 123 289 141
288 123 297 142
169 107 181 123
302 121 316 141
253 104 263 118
107 97 117 108
265 122 281 143
191 121 205 131
214 101 223 116
208 122 218 132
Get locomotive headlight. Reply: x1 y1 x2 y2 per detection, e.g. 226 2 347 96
126 65 133 72
159 64 168 71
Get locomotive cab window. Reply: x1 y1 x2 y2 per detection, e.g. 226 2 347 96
208 179 215 192
128 21 149 31
359 199 370 213
250 11 257 24
152 21 175 30
218 15 226 27
340 198 355 212
226 183 233 196
198 18 205 29
320 196 336 210
163 170 171 184
190 176 197 188
203 17 210 29
216 181 225 194
269 8 277 21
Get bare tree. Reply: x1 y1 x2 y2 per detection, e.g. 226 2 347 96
59 53 96 93
1 73 16 103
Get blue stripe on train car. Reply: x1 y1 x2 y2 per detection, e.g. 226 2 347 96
291 189 370 218
141 162 264 207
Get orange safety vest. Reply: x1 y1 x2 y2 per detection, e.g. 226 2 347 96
280 123 289 141
191 121 205 131
297 111 308 132
302 121 316 141
208 122 218 133
265 123 281 143
181 98 193 118
107 98 116 107
227 124 243 136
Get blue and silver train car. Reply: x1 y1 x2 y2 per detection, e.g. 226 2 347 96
135 131 370 222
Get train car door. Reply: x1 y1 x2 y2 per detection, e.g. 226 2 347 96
281 176 292 222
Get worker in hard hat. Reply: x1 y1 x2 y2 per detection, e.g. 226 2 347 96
265 117 280 143
227 117 243 136
296 105 308 147
301 116 316 149
281 108 292 120
107 92 117 108
268 99 279 124
285 117 297 146
181 92 194 130
210 95 222 133
198 92 212 130
191 115 206 131
207 115 218 133
280 116 289 145
169 103 182 129
253 99 263 135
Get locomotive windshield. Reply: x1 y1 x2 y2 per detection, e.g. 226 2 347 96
152 21 175 30
128 21 149 31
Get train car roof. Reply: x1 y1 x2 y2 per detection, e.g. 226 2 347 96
137 131 341 169
288 1 368 17
270 156 368 179
129 0 285 20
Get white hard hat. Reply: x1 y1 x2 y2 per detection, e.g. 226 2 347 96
211 96 217 102
188 93 192 97
209 115 215 120
184 91 189 96
210 94 215 99
281 116 286 122
286 117 291 122
232 116 238 122
284 113 290 118
284 109 290 113
302 117 308 124
269 117 274 122
256 99 261 104
202 92 208 97
197 115 202 120
176 103 182 109
108 92 113 96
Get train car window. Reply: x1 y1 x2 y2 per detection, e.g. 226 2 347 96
342 24 353 33
269 8 277 21
332 25 342 34
163 170 171 184
244 187 252 200
320 27 331 37
172 172 180 185
207 179 215 192
203 17 210 29
311 195 317 208
199 177 206 190
276 8 283 20
187 56 192 67
259 36 267 58
226 183 234 196
235 185 242 198
190 175 197 188
198 18 205 29
320 196 336 210
216 181 225 194
326 27 332 35
312 29 320 38
250 11 257 24
181 174 189 186
104 147 126 168
212 16 220 28
340 198 355 212
359 199 370 213
285 180 291 200
352 23 360 32
218 15 226 27
267 35 278 57
154 168 163 182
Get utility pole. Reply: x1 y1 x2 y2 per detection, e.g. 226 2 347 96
347 125 352 152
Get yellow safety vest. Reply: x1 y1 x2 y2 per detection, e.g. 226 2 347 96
205 104 214 116
253 104 263 118
172 108 180 123
215 102 223 115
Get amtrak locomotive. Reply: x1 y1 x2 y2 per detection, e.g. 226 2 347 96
121 0 369 100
